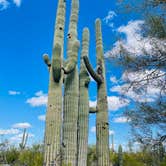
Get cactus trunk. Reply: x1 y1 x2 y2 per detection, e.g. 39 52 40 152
77 28 90 166
62 0 79 165
43 0 66 165
83 19 111 166
95 19 110 166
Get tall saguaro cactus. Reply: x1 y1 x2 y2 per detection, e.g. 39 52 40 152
83 19 110 166
62 0 79 165
43 0 66 165
77 28 90 166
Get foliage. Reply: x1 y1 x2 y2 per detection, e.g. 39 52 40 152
16 147 43 166
0 144 43 166
109 0 166 145
87 145 97 166
5 147 19 164
0 143 166 166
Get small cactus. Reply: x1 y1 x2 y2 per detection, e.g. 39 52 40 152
19 129 28 150
118 145 123 166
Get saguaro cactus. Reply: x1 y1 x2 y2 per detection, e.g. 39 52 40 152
83 19 110 166
62 0 79 165
77 28 90 166
118 145 123 166
43 0 66 165
19 129 28 150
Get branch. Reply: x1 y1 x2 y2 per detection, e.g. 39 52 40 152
83 56 102 84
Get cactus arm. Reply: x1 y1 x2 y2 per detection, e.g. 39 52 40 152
19 129 25 150
52 43 62 82
89 107 97 113
24 133 28 148
22 129 26 145
43 54 51 67
84 77 90 87
83 56 102 84
62 40 80 74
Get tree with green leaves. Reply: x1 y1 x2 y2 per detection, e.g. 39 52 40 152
107 0 166 147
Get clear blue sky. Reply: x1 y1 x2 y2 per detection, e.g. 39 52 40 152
0 0 145 151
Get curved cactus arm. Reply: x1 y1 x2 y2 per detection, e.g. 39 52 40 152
43 54 51 67
62 40 80 74
83 56 102 84
52 43 62 82
89 107 97 113
43 54 51 72
84 77 90 87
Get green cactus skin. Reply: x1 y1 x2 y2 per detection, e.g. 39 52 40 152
43 54 51 69
95 19 110 166
43 0 66 165
83 56 102 84
62 0 79 165
89 107 97 114
118 145 123 166
83 19 111 166
77 28 90 166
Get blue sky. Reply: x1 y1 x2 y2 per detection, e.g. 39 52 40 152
1 0 162 151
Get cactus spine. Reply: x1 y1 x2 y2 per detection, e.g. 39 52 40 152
83 19 110 166
118 145 123 166
43 0 66 165
62 0 79 165
77 28 90 166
